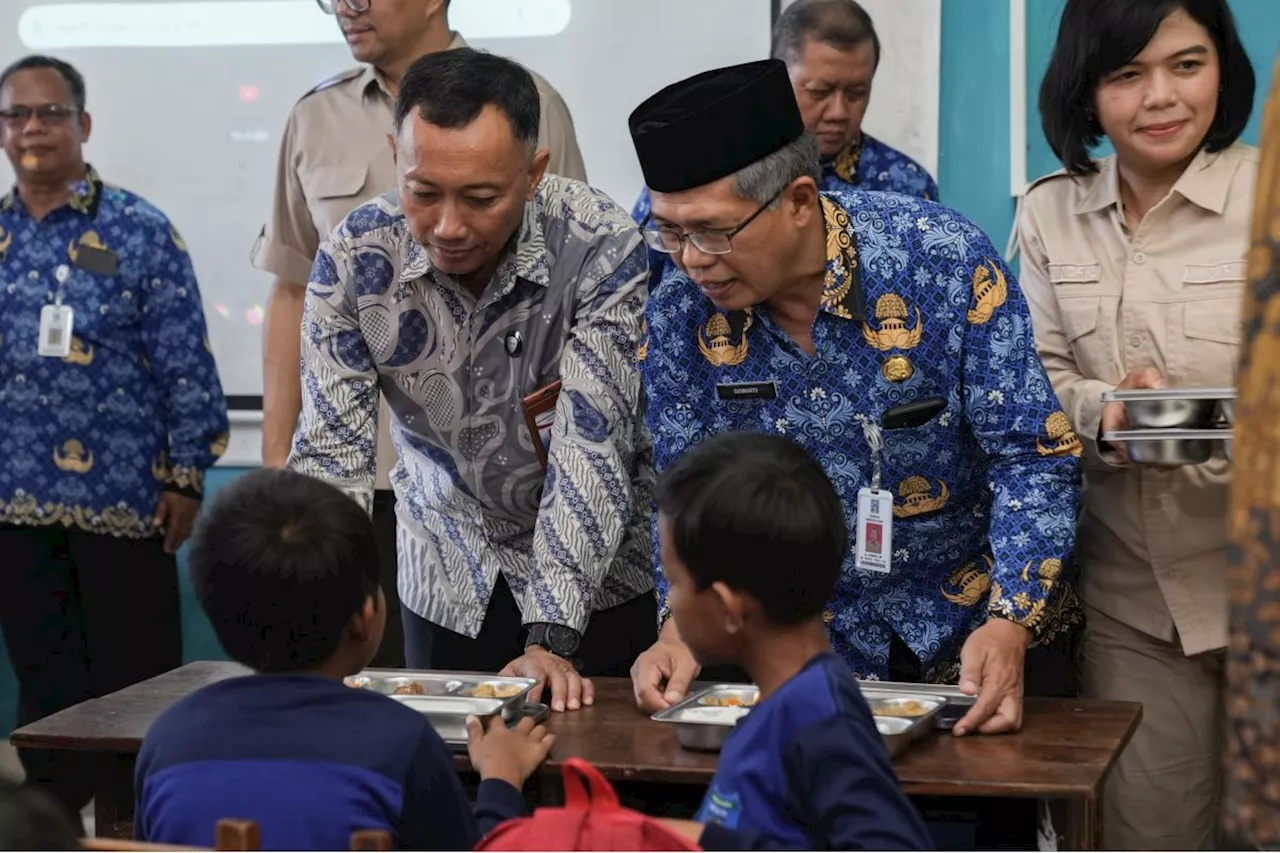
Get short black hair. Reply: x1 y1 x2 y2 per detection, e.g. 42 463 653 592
188 469 381 673
656 432 847 626
0 780 80 850
0 55 86 112
1039 0 1254 176
393 48 539 151
772 0 881 69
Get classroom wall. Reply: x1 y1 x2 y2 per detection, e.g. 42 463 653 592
3 0 1279 737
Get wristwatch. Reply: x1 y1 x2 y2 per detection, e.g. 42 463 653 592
524 622 582 659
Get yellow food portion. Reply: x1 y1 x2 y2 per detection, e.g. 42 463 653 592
698 694 757 708
875 700 927 717
392 681 426 696
469 683 523 699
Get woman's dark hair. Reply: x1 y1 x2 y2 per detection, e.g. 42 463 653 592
1039 0 1254 176
655 432 847 625
188 469 381 673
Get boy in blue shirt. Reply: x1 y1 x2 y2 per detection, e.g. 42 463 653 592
656 433 930 850
135 469 551 850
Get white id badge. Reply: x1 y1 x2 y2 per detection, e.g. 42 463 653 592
38 304 74 357
855 487 894 574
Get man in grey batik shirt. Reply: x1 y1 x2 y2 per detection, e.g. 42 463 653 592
288 48 655 713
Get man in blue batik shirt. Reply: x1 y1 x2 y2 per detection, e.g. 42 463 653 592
628 57 1083 757
0 56 227 817
632 0 937 290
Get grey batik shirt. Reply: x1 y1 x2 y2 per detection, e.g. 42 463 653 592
289 175 655 637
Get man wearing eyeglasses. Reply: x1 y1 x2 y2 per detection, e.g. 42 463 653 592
631 0 937 290
628 60 1083 758
0 55 227 818
255 0 586 668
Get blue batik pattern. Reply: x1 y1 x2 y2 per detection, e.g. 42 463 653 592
641 190 1082 679
0 166 228 538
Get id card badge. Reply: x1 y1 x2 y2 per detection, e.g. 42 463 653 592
855 415 892 573
38 304 74 357
855 486 894 573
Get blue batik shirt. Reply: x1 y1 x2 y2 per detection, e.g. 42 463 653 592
641 191 1083 680
0 167 228 538
631 134 938 290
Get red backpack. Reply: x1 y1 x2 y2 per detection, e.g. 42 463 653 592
475 759 703 851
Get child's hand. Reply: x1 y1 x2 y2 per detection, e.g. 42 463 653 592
465 714 555 789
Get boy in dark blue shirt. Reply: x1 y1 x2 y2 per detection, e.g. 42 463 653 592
135 469 552 850
655 433 931 850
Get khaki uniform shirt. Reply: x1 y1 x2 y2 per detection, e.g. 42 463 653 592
1018 142 1257 656
253 33 587 488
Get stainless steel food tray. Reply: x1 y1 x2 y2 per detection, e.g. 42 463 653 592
443 703 549 750
652 684 942 757
1101 428 1232 466
1101 388 1234 429
345 669 538 726
858 680 975 730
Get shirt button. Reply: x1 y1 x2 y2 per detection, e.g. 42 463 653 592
1129 335 1143 347
1133 252 1146 264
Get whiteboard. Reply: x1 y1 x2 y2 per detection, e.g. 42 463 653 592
780 0 941 176
0 0 772 404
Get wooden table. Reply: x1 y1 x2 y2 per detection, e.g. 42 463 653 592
11 661 1140 848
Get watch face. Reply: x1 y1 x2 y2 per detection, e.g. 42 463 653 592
547 624 580 655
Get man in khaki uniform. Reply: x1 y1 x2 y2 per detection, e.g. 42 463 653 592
255 0 586 666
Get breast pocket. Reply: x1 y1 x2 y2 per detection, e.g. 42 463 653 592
881 415 955 524
1175 261 1244 386
1048 263 1115 382
302 163 371 236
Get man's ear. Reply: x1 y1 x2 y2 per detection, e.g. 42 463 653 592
527 148 551 199
348 594 378 643
785 177 819 229
710 581 747 635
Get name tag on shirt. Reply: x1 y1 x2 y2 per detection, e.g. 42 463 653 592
73 244 118 276
855 487 894 574
715 381 777 401
38 305 74 357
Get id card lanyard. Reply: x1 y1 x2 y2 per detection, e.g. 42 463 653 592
854 416 893 574
37 264 73 358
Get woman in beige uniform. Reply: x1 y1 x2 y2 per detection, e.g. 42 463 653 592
1018 0 1257 848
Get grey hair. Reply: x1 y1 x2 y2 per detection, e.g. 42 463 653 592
730 133 822 207
772 0 881 68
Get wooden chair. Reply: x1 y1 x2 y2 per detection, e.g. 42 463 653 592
81 820 393 851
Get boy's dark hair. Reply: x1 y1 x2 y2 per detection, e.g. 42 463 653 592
0 55 86 112
0 780 81 850
1039 0 1254 176
189 469 380 673
655 432 847 625
772 0 881 69
393 48 539 153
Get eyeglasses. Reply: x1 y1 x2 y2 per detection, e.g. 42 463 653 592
641 190 782 256
0 104 77 128
316 0 370 13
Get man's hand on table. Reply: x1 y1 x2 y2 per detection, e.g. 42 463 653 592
631 621 701 713
501 646 594 713
953 617 1032 736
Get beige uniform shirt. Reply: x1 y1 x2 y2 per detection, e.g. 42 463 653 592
253 33 587 488
1018 142 1256 656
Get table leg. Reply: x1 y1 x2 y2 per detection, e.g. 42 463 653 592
1060 797 1101 850
93 754 136 839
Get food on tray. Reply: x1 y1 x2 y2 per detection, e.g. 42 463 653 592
468 682 524 699
392 681 426 696
875 700 928 717
679 706 751 724
698 693 757 708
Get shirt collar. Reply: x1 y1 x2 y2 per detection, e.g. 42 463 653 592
817 194 864 321
398 184 550 288
829 134 864 184
0 163 102 216
1073 146 1237 216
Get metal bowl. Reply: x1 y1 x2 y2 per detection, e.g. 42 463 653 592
1126 437 1213 466
1219 399 1235 424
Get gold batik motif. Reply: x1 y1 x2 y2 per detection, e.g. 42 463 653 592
831 136 863 184
894 475 950 518
862 293 923 351
1224 57 1280 850
940 555 993 607
966 261 1008 325
819 196 859 319
1037 411 1083 458
697 311 753 367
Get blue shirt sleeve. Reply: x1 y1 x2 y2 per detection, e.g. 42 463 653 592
400 730 524 850
698 717 931 851
139 219 229 496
